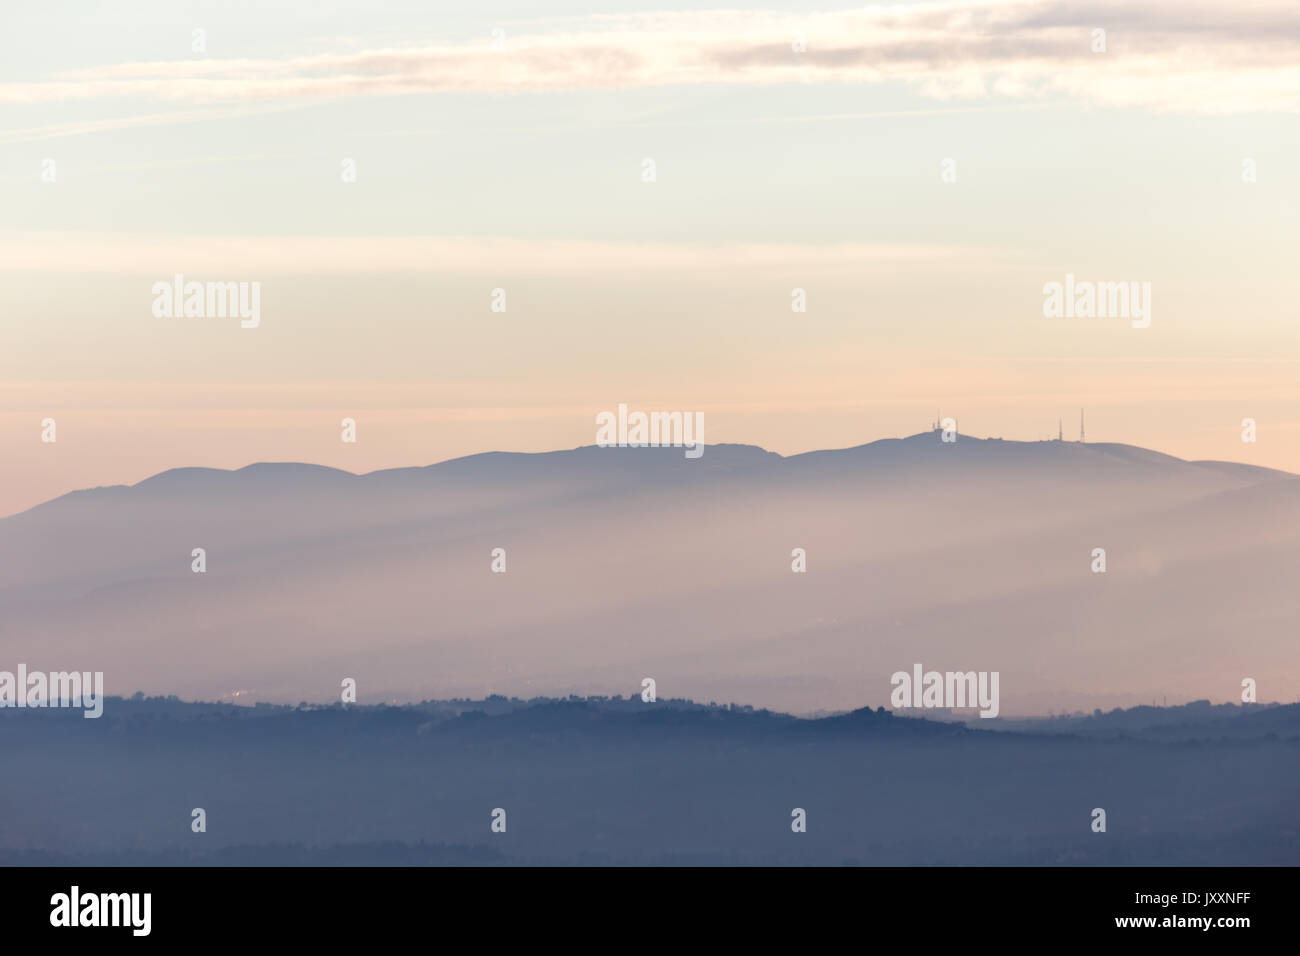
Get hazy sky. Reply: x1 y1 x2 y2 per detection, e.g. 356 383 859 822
2 0 1298 516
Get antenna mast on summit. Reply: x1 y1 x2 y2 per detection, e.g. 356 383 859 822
1080 408 1085 443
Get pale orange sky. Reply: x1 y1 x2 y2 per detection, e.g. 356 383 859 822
3 1 1298 516
4 236 1300 516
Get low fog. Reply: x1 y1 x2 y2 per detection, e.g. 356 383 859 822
2 433 1296 714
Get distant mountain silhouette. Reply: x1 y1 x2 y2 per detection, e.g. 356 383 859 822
13 434 1294 518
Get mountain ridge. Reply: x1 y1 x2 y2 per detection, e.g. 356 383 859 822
8 431 1294 521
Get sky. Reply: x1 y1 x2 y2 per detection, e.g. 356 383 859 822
2 0 1299 517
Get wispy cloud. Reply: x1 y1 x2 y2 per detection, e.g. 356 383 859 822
2 1 1297 113
0 103 309 144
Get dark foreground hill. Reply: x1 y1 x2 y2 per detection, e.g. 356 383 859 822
3 696 1296 865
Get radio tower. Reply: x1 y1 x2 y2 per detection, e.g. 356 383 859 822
1058 418 1063 442
1079 409 1085 443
